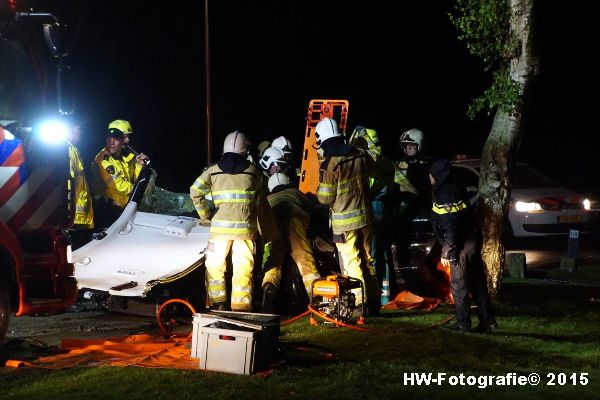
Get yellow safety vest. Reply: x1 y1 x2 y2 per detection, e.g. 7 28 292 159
91 148 142 208
394 160 419 196
68 142 94 228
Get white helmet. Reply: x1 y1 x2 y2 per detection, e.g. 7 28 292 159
271 136 292 154
223 130 250 155
257 140 271 158
315 117 340 147
267 173 290 192
399 128 424 152
259 146 287 170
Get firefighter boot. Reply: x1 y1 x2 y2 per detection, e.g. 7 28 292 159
261 282 278 314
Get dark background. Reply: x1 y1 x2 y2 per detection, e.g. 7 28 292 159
38 1 600 195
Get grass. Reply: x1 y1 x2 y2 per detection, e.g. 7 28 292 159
1 265 600 400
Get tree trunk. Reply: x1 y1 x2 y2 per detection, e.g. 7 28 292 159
479 0 536 297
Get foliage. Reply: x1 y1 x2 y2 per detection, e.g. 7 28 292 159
468 67 521 118
449 0 521 118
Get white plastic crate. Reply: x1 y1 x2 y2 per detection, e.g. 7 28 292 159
191 311 280 375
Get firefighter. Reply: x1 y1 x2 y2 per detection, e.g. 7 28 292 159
90 125 148 230
315 117 379 315
67 122 94 229
262 173 321 310
271 135 293 164
393 128 431 283
259 146 290 177
428 159 497 332
190 131 266 311
395 128 433 210
349 126 398 304
272 135 300 183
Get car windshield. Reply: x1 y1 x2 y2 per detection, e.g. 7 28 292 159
512 165 556 188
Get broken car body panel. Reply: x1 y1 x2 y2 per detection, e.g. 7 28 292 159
72 201 210 297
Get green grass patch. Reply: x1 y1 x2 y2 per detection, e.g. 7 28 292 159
2 277 600 400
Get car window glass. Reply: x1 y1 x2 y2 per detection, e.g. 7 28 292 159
513 165 556 188
450 166 479 189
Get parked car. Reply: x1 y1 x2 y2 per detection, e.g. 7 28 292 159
450 158 597 238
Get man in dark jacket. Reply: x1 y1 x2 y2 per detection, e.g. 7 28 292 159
429 159 497 332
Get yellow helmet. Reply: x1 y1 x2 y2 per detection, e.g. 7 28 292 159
108 119 133 135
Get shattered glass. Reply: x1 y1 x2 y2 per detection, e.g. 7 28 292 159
137 170 197 216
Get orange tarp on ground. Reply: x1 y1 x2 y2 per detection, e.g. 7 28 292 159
7 334 198 370
381 291 441 311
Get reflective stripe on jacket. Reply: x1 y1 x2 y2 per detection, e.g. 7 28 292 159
68 142 94 227
91 148 142 208
317 148 373 234
430 182 473 261
190 163 264 240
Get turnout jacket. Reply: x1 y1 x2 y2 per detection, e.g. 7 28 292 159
268 187 315 227
91 148 142 208
394 153 433 197
430 180 474 261
317 141 373 234
190 153 266 241
68 142 94 227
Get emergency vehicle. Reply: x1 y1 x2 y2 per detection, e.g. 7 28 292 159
1 0 78 343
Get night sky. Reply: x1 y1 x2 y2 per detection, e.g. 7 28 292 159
39 1 600 195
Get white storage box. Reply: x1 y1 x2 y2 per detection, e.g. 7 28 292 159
191 311 280 375
163 216 197 238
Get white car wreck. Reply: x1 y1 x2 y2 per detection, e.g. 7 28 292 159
72 171 210 299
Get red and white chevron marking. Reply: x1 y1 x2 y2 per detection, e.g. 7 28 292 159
0 167 63 230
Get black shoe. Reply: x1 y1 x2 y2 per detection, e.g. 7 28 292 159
474 318 498 333
261 282 278 314
446 322 471 332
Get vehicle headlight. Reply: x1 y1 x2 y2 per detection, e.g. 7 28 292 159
515 201 543 213
583 199 591 211
38 120 69 144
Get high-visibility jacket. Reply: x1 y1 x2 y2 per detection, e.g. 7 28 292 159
91 148 142 208
394 153 433 198
266 187 320 294
68 142 94 227
190 161 264 241
317 147 373 234
268 187 314 227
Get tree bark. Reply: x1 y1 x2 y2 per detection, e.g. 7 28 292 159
479 0 536 296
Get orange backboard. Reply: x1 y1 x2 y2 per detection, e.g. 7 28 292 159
298 99 349 195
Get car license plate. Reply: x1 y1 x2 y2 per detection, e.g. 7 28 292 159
558 215 582 224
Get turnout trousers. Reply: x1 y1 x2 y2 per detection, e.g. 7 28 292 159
334 226 378 308
205 239 255 311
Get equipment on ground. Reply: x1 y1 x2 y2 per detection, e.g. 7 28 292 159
310 275 365 323
191 311 280 375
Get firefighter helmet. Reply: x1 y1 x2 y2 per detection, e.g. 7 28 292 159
349 125 366 145
267 173 290 192
399 128 424 152
108 119 133 135
315 118 340 147
257 140 271 158
272 136 292 154
259 146 287 170
223 130 250 155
